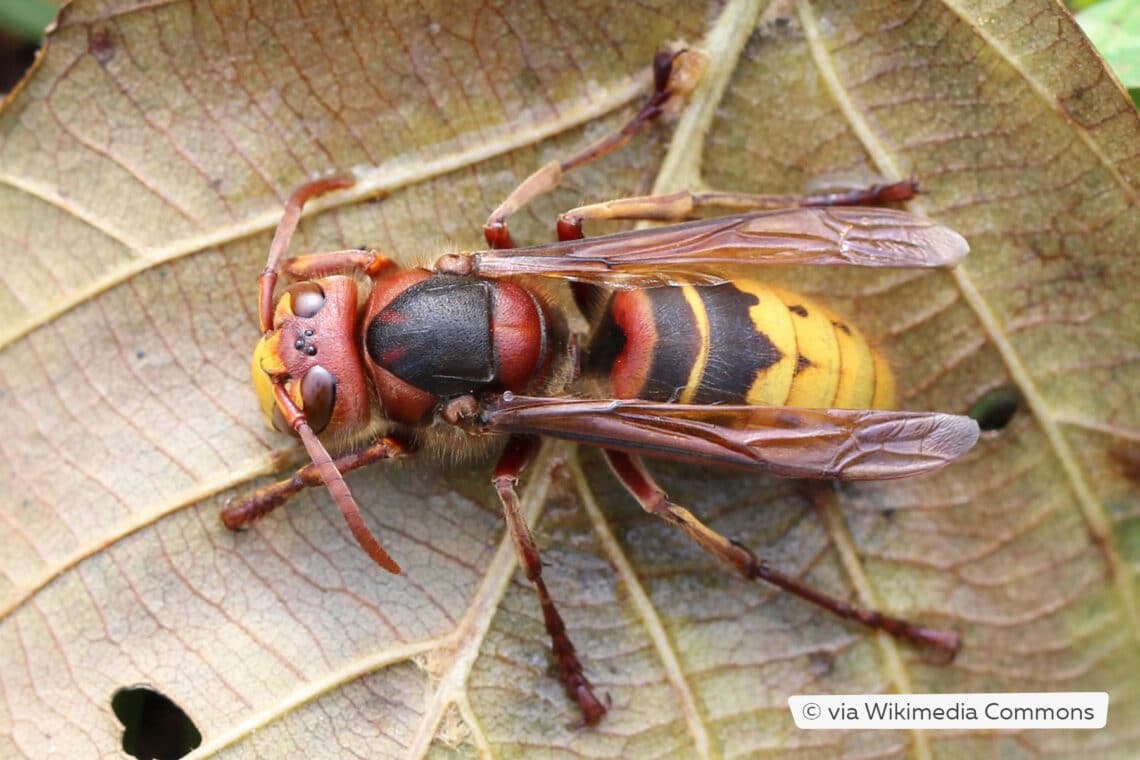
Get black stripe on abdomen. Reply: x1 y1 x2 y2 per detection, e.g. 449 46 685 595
641 287 701 401
692 283 783 404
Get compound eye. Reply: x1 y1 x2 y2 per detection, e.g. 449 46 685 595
289 282 326 318
300 365 336 434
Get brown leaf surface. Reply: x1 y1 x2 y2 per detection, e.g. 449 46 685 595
2 0 1139 757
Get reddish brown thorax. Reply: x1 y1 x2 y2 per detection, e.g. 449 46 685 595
361 269 557 425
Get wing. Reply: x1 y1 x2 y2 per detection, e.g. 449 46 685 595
471 207 969 287
479 395 979 480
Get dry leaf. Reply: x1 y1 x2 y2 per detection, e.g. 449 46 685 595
2 0 1138 757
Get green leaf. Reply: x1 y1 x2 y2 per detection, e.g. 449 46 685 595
1078 0 1140 106
0 0 55 42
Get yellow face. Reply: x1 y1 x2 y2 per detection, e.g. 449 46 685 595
251 330 285 430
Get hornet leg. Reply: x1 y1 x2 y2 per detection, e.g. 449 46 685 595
603 449 960 655
493 436 607 725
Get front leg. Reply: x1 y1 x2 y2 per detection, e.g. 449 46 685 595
282 249 395 280
259 176 356 331
493 435 607 725
222 436 412 529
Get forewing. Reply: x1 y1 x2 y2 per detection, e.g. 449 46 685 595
473 207 969 286
480 396 979 480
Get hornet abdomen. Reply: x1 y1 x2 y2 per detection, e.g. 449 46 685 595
585 279 895 409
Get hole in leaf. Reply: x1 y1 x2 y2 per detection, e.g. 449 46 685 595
111 686 201 760
969 386 1020 431
0 35 39 94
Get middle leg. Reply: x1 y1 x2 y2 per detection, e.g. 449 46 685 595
482 46 708 249
493 435 607 725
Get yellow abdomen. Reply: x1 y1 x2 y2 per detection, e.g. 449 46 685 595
587 279 895 410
